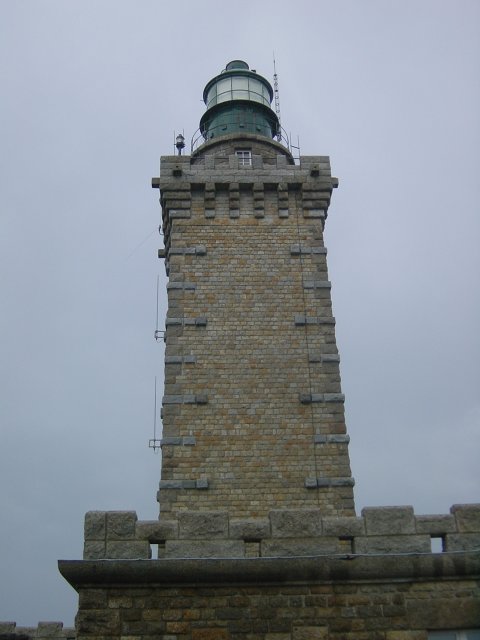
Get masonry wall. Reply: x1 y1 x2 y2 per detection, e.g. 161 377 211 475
73 577 480 640
154 134 354 518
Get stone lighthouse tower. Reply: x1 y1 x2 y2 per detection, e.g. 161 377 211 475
57 61 480 640
156 59 354 519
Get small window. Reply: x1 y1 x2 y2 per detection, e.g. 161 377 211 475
236 149 252 166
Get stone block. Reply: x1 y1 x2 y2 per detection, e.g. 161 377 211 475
362 506 415 535
165 539 244 558
106 511 137 540
83 540 106 560
406 597 480 629
444 532 480 551
37 622 64 636
84 511 106 540
178 511 228 539
451 503 480 532
136 519 178 541
262 537 340 557
415 514 456 534
192 629 229 640
322 516 365 537
0 623 16 634
354 534 430 554
270 509 322 537
229 517 271 539
105 540 150 559
293 626 328 640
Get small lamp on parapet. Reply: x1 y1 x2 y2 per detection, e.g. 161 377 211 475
175 133 185 155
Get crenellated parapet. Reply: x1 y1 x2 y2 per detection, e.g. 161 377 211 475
0 622 75 640
82 503 480 560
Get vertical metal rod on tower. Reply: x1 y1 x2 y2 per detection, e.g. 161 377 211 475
273 53 282 142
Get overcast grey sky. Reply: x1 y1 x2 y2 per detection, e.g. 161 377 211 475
0 0 479 627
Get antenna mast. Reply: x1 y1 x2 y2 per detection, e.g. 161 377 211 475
273 53 282 142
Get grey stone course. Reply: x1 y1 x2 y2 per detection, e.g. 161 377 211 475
262 537 340 557
445 533 480 551
322 516 365 537
106 511 137 540
166 281 196 290
314 434 350 444
164 355 197 364
300 393 345 404
165 540 244 559
302 280 331 289
160 436 196 446
229 517 271 540
84 511 106 540
178 511 229 539
294 314 336 325
354 534 431 554
451 503 480 532
162 394 208 405
270 509 322 538
80 503 480 561
415 514 456 534
362 506 416 535
135 519 178 541
290 245 327 255
105 540 150 560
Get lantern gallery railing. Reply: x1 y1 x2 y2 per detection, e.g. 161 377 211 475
190 122 291 155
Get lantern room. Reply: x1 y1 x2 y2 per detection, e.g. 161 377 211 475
199 60 280 141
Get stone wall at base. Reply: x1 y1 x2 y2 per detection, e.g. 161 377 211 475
58 554 480 640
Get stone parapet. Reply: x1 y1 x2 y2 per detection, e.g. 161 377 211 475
0 622 75 640
82 504 480 560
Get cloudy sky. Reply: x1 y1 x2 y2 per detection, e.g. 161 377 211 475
1 0 479 627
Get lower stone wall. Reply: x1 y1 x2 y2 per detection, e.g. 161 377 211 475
59 554 480 640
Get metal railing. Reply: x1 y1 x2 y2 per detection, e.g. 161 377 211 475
190 122 292 156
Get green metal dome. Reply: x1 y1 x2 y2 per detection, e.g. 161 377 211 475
199 60 280 141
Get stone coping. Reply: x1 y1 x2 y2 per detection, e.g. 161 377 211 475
59 551 480 591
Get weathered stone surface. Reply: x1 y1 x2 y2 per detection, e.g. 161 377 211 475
451 503 480 532
229 517 271 540
270 509 322 538
293 626 328 640
415 514 456 534
105 540 150 559
106 511 137 540
165 540 244 558
362 506 416 535
445 532 480 551
36 623 64 636
354 534 431 554
83 540 106 560
262 537 341 557
84 511 106 540
178 511 228 539
135 519 178 541
322 516 365 537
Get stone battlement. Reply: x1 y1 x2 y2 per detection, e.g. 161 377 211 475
0 622 75 640
83 503 480 560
